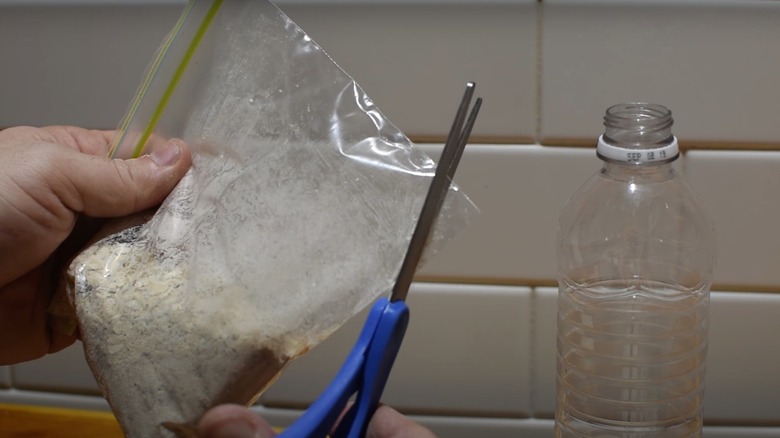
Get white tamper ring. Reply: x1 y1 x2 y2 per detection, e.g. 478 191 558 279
597 135 679 163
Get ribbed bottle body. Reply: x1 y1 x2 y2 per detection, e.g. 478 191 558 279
555 121 715 437
556 276 708 437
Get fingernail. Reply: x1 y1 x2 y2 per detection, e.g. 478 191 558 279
150 139 182 167
208 420 266 438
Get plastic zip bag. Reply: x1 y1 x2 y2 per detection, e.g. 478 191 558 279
66 1 476 436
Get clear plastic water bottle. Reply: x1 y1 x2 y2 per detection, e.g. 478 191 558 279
555 103 716 437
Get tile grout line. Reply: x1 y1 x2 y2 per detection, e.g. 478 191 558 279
528 287 538 417
8 364 16 390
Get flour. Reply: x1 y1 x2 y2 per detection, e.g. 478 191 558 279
70 224 289 437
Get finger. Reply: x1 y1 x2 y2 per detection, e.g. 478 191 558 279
46 126 172 160
11 125 161 159
39 126 115 156
198 404 277 438
0 126 114 156
367 405 437 438
48 138 192 217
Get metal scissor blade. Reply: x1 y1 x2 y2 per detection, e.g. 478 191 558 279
391 83 482 302
447 96 482 180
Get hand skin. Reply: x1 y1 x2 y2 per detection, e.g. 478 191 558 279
0 125 191 365
198 404 437 438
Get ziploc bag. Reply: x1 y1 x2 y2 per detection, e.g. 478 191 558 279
65 0 476 437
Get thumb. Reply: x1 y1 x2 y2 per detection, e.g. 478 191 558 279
198 404 277 438
56 138 191 217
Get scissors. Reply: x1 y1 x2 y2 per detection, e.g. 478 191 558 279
278 83 482 438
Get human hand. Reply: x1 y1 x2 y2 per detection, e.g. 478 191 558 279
0 126 191 365
198 404 437 438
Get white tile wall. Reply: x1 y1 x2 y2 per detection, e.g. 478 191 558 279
3 0 780 436
11 343 99 395
685 150 780 290
383 284 531 416
704 292 780 423
416 144 596 283
0 5 182 129
705 427 780 438
531 288 557 418
541 0 780 145
0 1 537 142
0 366 10 389
278 2 537 141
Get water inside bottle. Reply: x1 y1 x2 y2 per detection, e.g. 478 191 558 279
555 277 708 438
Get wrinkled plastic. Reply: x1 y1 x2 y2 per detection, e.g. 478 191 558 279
65 1 476 437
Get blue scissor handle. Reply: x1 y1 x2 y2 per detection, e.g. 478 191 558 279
278 297 409 438
333 299 409 438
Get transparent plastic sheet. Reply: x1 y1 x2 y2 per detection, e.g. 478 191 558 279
63 1 476 437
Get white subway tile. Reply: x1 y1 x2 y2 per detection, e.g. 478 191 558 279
0 366 10 389
0 5 182 129
262 283 532 416
704 426 780 438
684 150 780 289
11 343 100 395
531 287 557 418
2 3 535 138
705 291 780 423
382 283 531 415
541 0 780 145
279 2 537 140
417 144 596 284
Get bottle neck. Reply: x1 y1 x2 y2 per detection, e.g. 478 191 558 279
600 160 676 183
603 103 673 146
597 103 679 166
